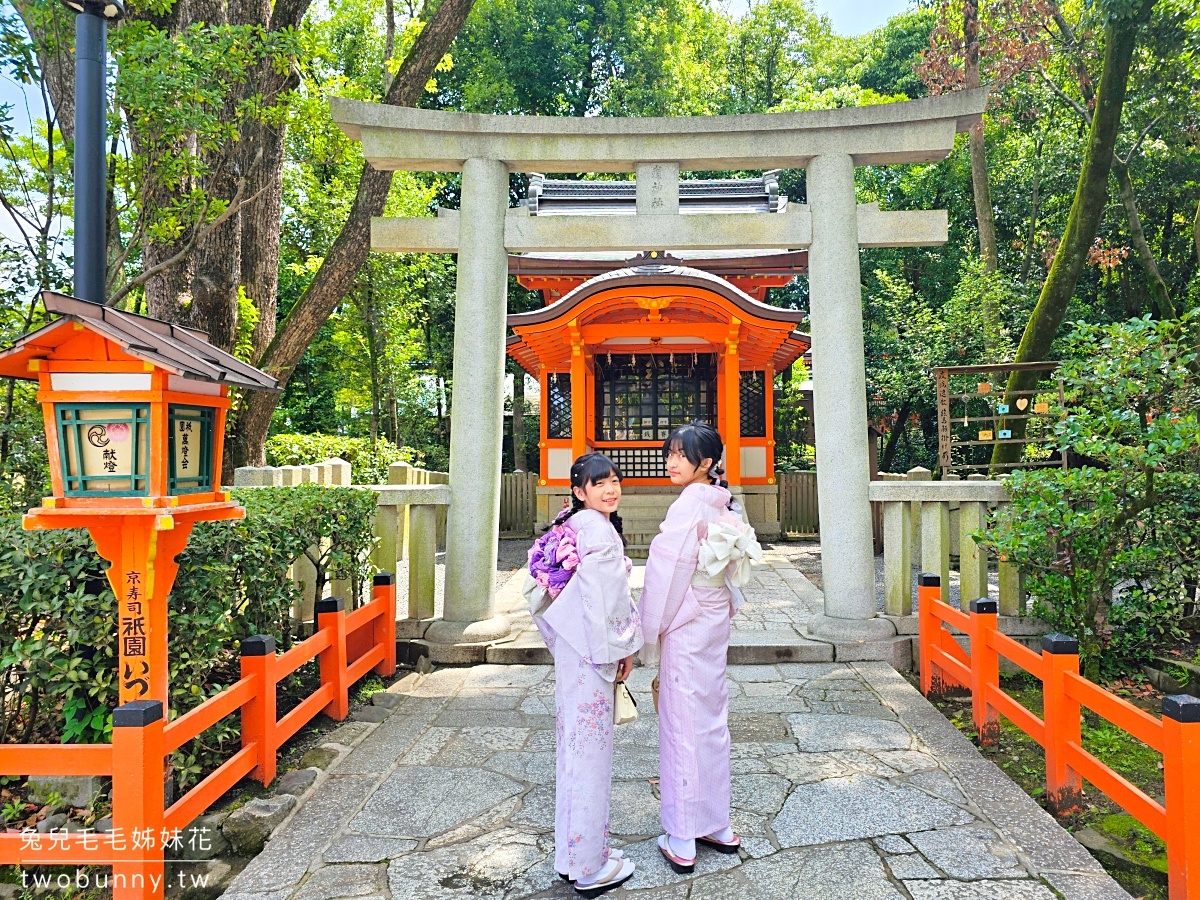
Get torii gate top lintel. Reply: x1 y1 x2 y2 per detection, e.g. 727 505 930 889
331 88 988 173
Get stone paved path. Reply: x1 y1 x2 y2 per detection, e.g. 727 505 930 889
223 658 1129 899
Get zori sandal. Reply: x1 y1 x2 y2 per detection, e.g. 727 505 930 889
574 857 636 897
657 834 696 874
697 831 741 854
558 848 625 882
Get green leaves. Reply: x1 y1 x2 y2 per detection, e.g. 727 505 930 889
0 481 376 792
264 434 417 484
1054 311 1200 474
978 315 1200 677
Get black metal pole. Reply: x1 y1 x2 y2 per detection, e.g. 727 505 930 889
73 11 107 304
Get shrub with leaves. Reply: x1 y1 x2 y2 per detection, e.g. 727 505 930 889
265 433 420 484
0 482 378 796
980 313 1200 678
238 485 379 609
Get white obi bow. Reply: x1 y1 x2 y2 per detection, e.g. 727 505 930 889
697 518 762 588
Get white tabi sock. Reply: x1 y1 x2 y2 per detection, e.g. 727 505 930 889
575 856 622 888
707 826 735 843
668 835 696 859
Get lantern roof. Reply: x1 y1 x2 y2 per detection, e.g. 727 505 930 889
0 292 279 392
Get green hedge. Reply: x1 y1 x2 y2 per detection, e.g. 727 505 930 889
265 434 419 484
0 484 378 792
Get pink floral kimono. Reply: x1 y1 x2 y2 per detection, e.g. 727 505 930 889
526 509 643 881
640 482 760 842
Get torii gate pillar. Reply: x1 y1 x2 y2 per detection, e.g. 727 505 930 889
806 154 896 642
426 157 513 646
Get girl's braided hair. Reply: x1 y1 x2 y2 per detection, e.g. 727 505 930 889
549 452 626 545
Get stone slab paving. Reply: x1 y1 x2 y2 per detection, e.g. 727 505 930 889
224 661 1128 899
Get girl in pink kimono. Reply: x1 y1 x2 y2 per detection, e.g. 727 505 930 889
527 453 642 896
640 423 761 874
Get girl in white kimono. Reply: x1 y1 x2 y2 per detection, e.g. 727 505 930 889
640 423 760 874
528 453 643 896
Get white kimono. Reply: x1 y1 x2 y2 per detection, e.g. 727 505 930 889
639 483 761 841
528 509 643 880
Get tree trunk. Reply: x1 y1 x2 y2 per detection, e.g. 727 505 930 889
1020 139 1042 283
240 115 290 360
190 163 243 353
224 0 478 474
384 0 396 91
991 3 1152 469
963 0 998 277
511 364 526 472
1194 198 1200 263
880 399 912 472
1113 160 1175 319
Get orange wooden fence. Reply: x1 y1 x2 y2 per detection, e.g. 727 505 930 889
0 573 397 898
917 573 1200 900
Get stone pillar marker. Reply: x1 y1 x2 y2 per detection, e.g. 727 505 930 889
805 153 895 642
635 162 679 216
427 157 512 646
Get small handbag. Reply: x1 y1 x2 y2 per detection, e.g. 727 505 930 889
651 675 660 714
614 682 638 725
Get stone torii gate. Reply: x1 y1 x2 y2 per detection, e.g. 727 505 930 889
331 89 988 653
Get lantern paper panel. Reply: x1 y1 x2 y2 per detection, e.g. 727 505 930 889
168 405 215 493
57 404 150 496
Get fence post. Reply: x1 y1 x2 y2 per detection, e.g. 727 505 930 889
959 494 989 609
1041 633 1083 817
110 700 165 900
408 504 438 620
1162 694 1200 900
372 574 397 676
907 467 930 558
917 573 940 696
316 598 350 721
373 499 401 575
998 557 1025 617
389 462 412 561
920 500 950 605
240 635 277 787
968 598 1000 745
882 500 912 616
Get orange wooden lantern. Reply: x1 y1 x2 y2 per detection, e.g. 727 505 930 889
0 292 278 706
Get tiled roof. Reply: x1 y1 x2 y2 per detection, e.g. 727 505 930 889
0 292 279 392
526 171 787 215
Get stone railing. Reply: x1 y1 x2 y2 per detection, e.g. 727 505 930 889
869 469 1025 618
231 458 450 626
233 458 353 487
371 481 449 620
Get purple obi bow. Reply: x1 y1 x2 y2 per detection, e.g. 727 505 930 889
528 523 581 599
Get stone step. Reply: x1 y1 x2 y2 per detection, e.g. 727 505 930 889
484 629 835 666
729 631 834 664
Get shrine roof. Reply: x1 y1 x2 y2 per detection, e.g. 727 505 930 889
507 260 807 328
509 249 808 277
0 292 279 392
525 171 787 216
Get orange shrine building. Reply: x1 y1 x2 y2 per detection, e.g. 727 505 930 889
506 173 811 543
